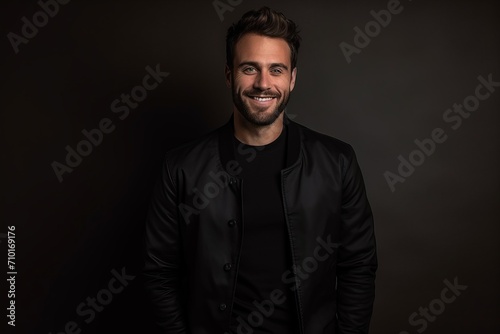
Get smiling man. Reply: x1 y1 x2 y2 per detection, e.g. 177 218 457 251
143 7 377 334
229 32 296 131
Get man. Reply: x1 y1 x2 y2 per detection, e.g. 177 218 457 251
142 7 377 334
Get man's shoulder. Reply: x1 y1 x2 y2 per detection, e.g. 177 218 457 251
293 120 355 157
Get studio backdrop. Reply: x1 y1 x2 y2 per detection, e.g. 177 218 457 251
1 0 499 333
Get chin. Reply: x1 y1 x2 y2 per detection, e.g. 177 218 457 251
242 108 282 126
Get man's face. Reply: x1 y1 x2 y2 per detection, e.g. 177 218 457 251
226 33 297 126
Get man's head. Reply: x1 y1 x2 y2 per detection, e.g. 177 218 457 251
225 7 301 126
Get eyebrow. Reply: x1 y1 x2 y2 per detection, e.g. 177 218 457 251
237 61 289 71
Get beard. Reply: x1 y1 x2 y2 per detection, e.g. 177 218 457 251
231 80 291 126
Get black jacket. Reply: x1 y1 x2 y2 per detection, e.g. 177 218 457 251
143 113 378 333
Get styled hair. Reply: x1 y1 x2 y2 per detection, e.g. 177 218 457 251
226 7 301 69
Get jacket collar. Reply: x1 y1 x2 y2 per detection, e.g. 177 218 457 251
218 112 301 176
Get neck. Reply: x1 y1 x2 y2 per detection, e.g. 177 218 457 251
233 110 284 146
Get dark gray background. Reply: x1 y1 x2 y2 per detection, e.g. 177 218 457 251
1 0 499 333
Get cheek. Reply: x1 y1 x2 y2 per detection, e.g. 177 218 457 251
277 76 293 89
278 82 292 94
237 75 254 85
234 78 254 93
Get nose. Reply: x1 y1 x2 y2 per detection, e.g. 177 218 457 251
254 70 271 90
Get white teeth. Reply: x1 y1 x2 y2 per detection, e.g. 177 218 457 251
253 97 273 101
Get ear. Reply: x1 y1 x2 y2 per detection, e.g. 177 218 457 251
290 67 298 92
225 64 232 88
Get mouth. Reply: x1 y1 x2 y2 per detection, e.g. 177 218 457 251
252 96 274 102
247 95 278 104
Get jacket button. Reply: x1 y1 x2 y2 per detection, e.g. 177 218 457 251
223 263 232 271
229 178 236 185
228 219 236 227
219 303 227 311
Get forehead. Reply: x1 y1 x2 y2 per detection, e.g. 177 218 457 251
233 33 291 66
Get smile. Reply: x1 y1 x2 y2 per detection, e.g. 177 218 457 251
253 97 274 101
248 95 277 102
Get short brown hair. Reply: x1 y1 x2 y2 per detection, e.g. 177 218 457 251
226 7 301 69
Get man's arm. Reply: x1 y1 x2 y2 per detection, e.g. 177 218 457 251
142 155 188 333
336 145 378 333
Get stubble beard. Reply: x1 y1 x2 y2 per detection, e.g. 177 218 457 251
231 79 291 126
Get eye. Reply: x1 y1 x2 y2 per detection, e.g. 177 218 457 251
243 67 257 74
270 67 284 75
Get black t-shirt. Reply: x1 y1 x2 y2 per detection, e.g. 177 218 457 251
229 124 298 334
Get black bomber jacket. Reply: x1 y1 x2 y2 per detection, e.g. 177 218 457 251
142 113 378 334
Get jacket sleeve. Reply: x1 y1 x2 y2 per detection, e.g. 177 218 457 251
142 155 188 333
336 145 378 333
